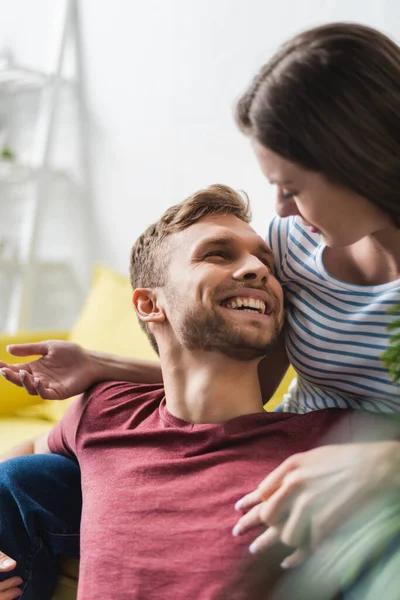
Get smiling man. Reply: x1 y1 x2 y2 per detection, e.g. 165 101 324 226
0 184 351 600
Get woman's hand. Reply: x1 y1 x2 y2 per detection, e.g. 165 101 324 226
0 341 99 400
233 441 400 563
0 552 22 599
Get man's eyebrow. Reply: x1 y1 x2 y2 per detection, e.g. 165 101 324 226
196 236 235 249
195 237 274 260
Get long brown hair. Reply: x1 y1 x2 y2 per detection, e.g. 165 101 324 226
236 23 400 225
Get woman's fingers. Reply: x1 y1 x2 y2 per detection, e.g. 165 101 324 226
0 368 24 387
0 578 23 591
0 368 41 396
19 371 39 396
233 502 264 537
0 554 16 572
248 525 282 555
280 547 310 569
34 378 60 400
235 488 263 512
6 342 49 357
235 455 301 512
279 491 313 548
0 578 24 599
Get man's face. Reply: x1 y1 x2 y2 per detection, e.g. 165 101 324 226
159 214 284 361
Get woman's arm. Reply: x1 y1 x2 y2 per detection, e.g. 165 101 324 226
233 439 400 559
0 340 163 400
87 350 162 384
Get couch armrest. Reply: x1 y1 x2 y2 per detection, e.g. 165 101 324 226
0 331 69 416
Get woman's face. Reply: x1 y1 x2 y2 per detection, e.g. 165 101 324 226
252 139 391 248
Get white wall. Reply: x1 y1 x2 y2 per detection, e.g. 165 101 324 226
1 0 400 282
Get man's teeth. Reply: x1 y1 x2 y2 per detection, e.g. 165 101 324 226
223 297 266 314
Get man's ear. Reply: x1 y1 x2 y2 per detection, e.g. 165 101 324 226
132 288 166 324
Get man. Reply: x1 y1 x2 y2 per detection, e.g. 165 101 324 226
0 185 376 599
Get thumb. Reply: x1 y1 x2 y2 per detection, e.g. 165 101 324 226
6 342 50 358
0 552 16 571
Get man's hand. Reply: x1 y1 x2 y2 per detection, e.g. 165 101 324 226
0 552 22 599
232 441 400 565
0 341 99 400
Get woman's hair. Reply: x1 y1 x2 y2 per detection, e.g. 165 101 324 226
236 22 400 225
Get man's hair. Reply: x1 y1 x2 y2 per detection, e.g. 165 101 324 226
130 184 251 353
236 22 400 225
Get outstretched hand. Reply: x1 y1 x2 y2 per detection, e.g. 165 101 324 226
0 340 99 400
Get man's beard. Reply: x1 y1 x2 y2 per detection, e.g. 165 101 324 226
167 293 282 361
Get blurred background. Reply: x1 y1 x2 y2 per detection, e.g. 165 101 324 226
0 0 399 333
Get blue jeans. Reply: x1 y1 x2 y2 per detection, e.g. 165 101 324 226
0 454 81 600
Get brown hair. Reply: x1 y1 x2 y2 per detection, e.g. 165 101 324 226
236 22 400 225
130 184 251 353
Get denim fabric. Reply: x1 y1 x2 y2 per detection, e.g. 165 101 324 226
0 454 81 600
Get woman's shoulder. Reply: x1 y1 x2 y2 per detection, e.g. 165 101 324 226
266 216 322 263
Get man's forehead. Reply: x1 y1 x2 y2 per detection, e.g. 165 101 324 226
174 214 269 251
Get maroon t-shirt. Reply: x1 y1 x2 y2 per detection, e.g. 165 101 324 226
48 382 350 600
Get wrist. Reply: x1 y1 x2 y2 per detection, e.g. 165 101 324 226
86 349 117 383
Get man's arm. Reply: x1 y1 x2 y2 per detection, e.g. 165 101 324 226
0 340 163 400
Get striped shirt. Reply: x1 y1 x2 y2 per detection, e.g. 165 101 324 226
267 216 400 414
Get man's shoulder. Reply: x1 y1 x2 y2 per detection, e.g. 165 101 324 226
82 381 165 421
88 380 164 400
254 408 352 447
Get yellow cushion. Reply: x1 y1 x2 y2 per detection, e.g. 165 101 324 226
265 366 296 411
52 558 79 600
0 331 69 417
0 417 53 454
70 265 157 359
40 265 158 423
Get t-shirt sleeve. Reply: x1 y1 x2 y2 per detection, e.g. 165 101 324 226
265 217 296 282
47 381 165 460
48 394 88 459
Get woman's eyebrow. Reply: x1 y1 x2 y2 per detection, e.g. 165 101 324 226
268 178 294 185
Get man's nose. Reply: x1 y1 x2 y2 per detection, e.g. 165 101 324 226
233 256 270 284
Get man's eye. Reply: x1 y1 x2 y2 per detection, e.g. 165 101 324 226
259 259 274 273
204 251 229 260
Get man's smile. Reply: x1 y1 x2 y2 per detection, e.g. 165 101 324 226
218 288 274 317
221 296 268 315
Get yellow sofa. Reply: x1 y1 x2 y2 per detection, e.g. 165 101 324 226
0 265 295 599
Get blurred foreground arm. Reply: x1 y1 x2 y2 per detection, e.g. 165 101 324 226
233 439 400 564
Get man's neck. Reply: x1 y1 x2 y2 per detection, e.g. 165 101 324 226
160 350 264 423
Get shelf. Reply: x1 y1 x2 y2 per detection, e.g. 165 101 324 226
0 66 48 93
0 258 74 272
0 161 77 185
0 161 35 183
